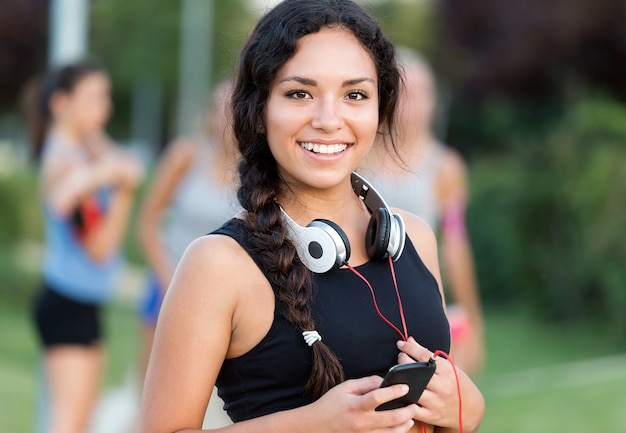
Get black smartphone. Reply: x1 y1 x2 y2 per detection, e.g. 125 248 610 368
375 360 436 411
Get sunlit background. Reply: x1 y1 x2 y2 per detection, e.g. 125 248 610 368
1 0 625 432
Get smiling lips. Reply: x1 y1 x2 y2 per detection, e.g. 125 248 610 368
299 142 348 155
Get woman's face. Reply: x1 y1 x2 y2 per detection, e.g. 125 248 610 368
264 26 379 192
55 71 112 136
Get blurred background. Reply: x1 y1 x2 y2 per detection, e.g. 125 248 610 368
1 0 625 432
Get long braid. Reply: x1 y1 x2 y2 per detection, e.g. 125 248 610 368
237 146 344 399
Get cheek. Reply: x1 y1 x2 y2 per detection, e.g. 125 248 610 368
80 98 111 128
265 100 298 145
354 107 380 143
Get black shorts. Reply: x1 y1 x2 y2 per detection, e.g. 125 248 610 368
32 283 103 347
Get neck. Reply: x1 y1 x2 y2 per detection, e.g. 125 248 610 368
51 115 94 143
278 178 366 227
49 124 83 146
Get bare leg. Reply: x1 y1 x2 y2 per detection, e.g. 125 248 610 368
44 344 105 433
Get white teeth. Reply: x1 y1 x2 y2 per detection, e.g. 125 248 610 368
300 142 348 154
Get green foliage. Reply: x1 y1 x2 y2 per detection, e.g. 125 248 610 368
469 96 626 337
467 155 527 306
370 0 436 55
0 169 43 302
447 94 564 155
90 0 256 139
0 169 42 245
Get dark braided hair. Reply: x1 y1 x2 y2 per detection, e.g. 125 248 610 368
232 0 401 400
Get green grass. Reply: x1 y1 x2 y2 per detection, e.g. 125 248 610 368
480 307 623 374
480 375 626 432
475 308 626 432
0 295 139 433
1 292 625 432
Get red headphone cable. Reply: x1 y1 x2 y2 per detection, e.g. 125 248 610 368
346 259 463 433
346 258 408 341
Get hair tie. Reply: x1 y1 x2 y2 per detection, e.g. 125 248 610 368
302 330 322 346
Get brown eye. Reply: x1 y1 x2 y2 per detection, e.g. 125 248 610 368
346 91 367 101
287 90 312 99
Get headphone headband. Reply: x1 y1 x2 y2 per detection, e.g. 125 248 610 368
281 172 406 273
350 171 391 214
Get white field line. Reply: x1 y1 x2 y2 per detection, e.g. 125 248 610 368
479 353 626 399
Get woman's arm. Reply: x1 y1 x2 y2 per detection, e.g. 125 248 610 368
437 149 485 376
393 212 485 433
137 139 195 288
42 142 143 261
79 149 143 262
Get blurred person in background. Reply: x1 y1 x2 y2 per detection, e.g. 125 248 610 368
367 48 485 377
136 79 239 428
25 61 143 433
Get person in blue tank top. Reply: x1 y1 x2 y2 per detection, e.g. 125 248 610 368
27 61 143 433
138 1 484 433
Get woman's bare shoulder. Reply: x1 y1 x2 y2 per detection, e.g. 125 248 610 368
178 232 252 276
169 231 259 301
391 208 442 287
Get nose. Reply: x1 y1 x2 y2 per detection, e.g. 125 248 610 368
311 97 343 131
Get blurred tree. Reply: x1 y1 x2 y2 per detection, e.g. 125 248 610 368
369 0 435 56
433 0 626 152
90 0 255 143
468 95 626 337
0 0 48 114
436 0 626 101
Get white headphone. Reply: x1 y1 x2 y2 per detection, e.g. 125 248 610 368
281 172 406 273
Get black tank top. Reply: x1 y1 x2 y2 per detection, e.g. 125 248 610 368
213 218 450 422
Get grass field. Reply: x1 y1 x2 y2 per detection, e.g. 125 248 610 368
476 310 626 432
1 290 625 432
0 294 138 433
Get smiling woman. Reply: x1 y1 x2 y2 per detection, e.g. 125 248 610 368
137 1 484 433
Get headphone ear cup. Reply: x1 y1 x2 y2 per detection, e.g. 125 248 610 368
366 207 391 260
309 219 351 267
388 213 406 261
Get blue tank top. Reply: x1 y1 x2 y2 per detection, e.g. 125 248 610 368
42 187 123 304
213 218 450 422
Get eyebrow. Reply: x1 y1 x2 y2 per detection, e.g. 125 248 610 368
279 76 376 87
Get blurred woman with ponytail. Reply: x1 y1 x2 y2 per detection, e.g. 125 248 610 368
26 61 143 433
138 1 484 432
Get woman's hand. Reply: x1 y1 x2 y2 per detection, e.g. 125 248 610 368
396 337 485 433
100 149 144 192
307 375 419 432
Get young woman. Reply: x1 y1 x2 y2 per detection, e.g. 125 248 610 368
28 61 143 433
138 1 484 432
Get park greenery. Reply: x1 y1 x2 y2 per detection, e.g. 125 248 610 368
1 0 625 431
